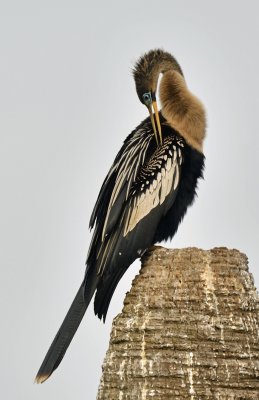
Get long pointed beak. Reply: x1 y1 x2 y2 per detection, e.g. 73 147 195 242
152 100 162 145
148 105 159 145
147 101 162 146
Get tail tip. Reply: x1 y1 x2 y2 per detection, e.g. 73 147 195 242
34 373 50 384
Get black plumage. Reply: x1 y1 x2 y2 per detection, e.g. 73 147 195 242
36 49 206 383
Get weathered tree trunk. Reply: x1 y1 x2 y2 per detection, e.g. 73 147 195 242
97 247 259 399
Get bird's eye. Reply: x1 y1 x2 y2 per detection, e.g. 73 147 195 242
142 92 152 105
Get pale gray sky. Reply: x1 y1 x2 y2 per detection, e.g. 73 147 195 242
1 1 259 399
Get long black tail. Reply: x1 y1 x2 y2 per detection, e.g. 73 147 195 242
35 274 97 383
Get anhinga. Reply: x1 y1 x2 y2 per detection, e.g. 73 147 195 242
35 49 206 383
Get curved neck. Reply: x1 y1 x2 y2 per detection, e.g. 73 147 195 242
159 70 206 153
158 57 183 77
151 55 184 94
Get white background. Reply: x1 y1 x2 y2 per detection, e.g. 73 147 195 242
1 1 259 399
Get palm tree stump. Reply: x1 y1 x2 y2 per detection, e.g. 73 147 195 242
97 247 259 399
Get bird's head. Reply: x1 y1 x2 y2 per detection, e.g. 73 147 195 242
133 49 183 145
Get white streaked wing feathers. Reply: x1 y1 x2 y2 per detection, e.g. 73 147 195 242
124 157 179 236
101 128 152 239
95 134 184 276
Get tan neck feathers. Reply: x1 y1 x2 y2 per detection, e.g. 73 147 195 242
159 70 206 153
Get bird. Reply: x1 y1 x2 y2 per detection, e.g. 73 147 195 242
35 48 206 383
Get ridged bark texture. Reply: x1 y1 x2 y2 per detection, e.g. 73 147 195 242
97 247 259 399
